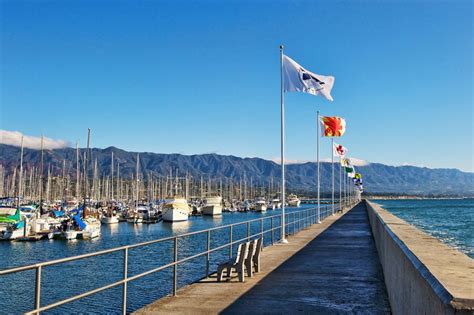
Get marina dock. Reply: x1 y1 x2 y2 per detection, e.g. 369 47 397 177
135 202 391 314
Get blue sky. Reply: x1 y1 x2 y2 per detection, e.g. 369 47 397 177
1 0 472 171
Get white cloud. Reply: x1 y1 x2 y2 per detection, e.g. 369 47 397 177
348 158 370 166
271 158 312 165
0 130 70 150
271 156 370 166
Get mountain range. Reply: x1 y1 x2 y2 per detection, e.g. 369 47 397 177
0 144 472 196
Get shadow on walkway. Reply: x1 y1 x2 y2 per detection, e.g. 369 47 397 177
221 202 391 314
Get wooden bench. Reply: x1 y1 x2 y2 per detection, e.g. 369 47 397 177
217 237 263 282
217 242 249 282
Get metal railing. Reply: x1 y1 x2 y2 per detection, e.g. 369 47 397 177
0 202 355 314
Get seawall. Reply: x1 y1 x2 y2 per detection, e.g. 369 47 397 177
365 200 473 315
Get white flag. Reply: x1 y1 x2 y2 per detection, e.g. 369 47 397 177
283 55 335 101
333 142 348 157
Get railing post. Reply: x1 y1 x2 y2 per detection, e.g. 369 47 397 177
295 212 297 232
35 265 42 314
292 212 296 235
298 211 301 231
122 248 128 315
293 212 296 234
206 230 211 277
229 225 233 258
247 222 250 241
271 217 274 245
260 218 264 243
173 237 178 296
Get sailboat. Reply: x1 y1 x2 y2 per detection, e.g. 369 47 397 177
0 207 30 240
78 129 101 239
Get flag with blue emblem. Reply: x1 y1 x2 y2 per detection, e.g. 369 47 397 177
282 55 335 101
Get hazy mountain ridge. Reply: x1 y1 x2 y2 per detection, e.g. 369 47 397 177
0 144 472 195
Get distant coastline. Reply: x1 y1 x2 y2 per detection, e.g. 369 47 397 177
364 194 474 200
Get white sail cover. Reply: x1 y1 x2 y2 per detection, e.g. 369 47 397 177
283 54 335 101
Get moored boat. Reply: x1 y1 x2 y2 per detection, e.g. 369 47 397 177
162 198 190 222
101 215 119 224
254 198 267 212
202 195 223 216
287 194 301 207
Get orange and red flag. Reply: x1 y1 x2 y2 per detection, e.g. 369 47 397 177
320 116 346 137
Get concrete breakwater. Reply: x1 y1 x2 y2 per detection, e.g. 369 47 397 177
137 200 473 314
135 202 391 314
366 200 474 315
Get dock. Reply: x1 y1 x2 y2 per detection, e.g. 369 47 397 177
2 201 472 314
135 202 391 314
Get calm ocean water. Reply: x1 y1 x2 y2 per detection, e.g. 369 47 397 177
0 205 329 314
372 198 474 258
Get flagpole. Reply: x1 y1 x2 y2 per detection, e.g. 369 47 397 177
280 44 288 244
344 167 346 209
339 156 342 213
317 111 321 223
331 137 335 215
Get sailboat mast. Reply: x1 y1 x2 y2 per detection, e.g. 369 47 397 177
111 151 114 201
17 136 24 207
116 162 120 201
76 142 80 199
39 135 44 215
135 153 139 208
83 128 91 218
62 159 66 204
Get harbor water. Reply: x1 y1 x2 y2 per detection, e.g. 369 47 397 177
0 205 323 314
372 198 474 258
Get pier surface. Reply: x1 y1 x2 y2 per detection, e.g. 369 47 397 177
135 203 390 314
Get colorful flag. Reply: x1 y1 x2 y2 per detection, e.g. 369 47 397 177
320 116 346 137
341 157 352 167
333 142 348 157
282 55 335 101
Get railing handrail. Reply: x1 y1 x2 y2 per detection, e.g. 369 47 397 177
0 200 357 314
0 211 290 274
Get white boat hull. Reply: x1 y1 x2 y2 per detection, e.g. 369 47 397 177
162 208 189 222
1 226 29 240
255 204 267 212
288 200 301 207
64 230 78 240
202 205 222 216
81 229 100 239
101 216 119 224
134 217 143 224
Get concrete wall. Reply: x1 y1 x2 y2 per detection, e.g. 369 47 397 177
365 200 474 315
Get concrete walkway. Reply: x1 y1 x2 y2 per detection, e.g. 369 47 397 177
135 203 391 314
